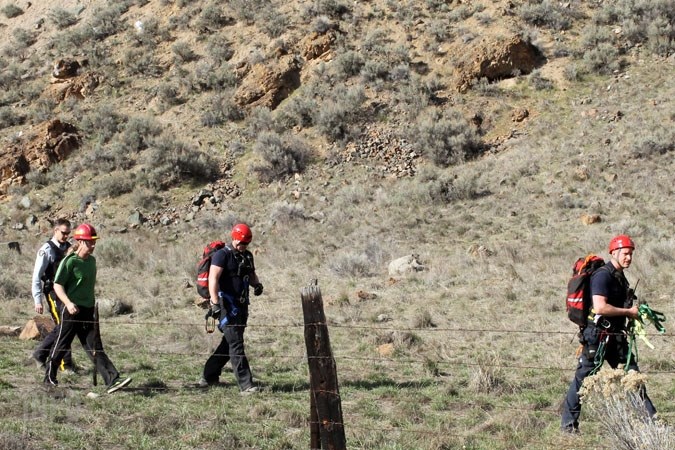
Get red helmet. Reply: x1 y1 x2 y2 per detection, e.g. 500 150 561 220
231 223 252 244
73 223 99 241
609 234 634 253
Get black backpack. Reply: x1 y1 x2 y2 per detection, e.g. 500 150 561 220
566 255 606 328
41 240 70 295
196 241 226 298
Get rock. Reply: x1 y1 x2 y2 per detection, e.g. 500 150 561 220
581 214 601 225
376 314 391 323
234 55 302 110
97 298 133 318
467 244 494 258
455 34 546 92
0 119 81 195
127 210 145 226
52 58 83 79
19 316 55 340
388 255 425 276
19 196 31 209
376 343 395 357
0 326 21 337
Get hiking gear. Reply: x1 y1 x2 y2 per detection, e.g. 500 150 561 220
626 302 667 369
253 283 263 296
73 223 99 241
609 234 634 253
107 377 132 394
231 223 252 244
196 241 226 298
41 240 70 295
566 255 606 328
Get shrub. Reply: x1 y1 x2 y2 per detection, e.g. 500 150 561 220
49 7 79 29
328 252 372 278
579 368 674 450
1 4 22 18
88 3 128 40
205 35 235 64
88 142 135 173
172 41 198 63
93 172 136 198
12 28 36 49
269 201 306 224
192 61 237 91
200 91 244 127
119 115 163 152
195 3 233 31
122 48 164 77
0 106 24 128
80 104 126 144
315 85 365 141
142 134 219 190
274 90 318 129
411 109 482 167
96 238 135 266
257 8 289 38
517 0 575 31
309 0 350 19
582 43 620 74
332 50 364 80
252 132 310 182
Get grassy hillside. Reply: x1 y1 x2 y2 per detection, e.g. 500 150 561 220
0 0 674 448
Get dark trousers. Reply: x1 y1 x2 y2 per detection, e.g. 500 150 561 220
203 324 253 390
45 304 119 387
562 325 656 429
33 293 74 369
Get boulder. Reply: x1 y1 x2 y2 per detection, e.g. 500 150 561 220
19 316 55 340
0 326 21 337
388 255 425 276
455 34 546 92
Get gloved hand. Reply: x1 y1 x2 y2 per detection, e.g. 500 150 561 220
253 283 264 296
210 302 222 318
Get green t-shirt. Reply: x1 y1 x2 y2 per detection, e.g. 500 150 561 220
53 253 97 308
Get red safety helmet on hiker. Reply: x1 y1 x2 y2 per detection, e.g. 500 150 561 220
231 223 252 244
73 223 99 241
608 234 634 253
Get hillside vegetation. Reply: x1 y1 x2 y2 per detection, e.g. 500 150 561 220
0 0 674 449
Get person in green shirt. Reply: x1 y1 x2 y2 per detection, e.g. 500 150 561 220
45 223 131 394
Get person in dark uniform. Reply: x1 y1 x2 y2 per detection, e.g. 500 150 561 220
200 223 264 394
31 218 76 373
561 234 657 432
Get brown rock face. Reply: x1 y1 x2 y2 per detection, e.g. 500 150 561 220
0 119 80 194
455 35 546 92
234 55 302 110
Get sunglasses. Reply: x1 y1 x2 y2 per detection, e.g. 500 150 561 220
59 229 70 236
238 241 251 246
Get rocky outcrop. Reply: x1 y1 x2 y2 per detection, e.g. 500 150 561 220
0 119 80 194
455 35 546 92
234 55 302 110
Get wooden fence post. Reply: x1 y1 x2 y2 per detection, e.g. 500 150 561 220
301 283 346 450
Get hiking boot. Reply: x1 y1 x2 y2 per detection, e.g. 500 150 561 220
561 425 580 435
240 386 259 396
107 377 132 394
33 356 46 370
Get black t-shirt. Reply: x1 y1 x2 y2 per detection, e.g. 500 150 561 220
210 246 256 300
590 262 629 330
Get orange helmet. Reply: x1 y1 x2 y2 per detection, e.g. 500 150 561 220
609 235 634 253
231 223 252 244
73 223 99 241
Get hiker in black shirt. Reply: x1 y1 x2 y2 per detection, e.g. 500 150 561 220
562 235 657 432
200 223 263 394
30 218 76 373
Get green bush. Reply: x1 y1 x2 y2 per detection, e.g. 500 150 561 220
122 48 164 77
411 109 482 167
192 61 237 92
80 104 126 144
315 85 365 141
1 4 22 19
200 91 244 127
0 106 24 128
252 132 310 182
49 7 79 29
88 3 128 40
517 0 578 30
195 3 233 31
172 41 198 63
205 35 235 64
93 172 136 198
142 134 219 190
119 115 163 152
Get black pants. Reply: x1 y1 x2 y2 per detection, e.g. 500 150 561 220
45 304 119 387
203 323 253 390
33 293 74 369
562 325 656 429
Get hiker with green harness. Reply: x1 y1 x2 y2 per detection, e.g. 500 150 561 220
561 235 659 433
